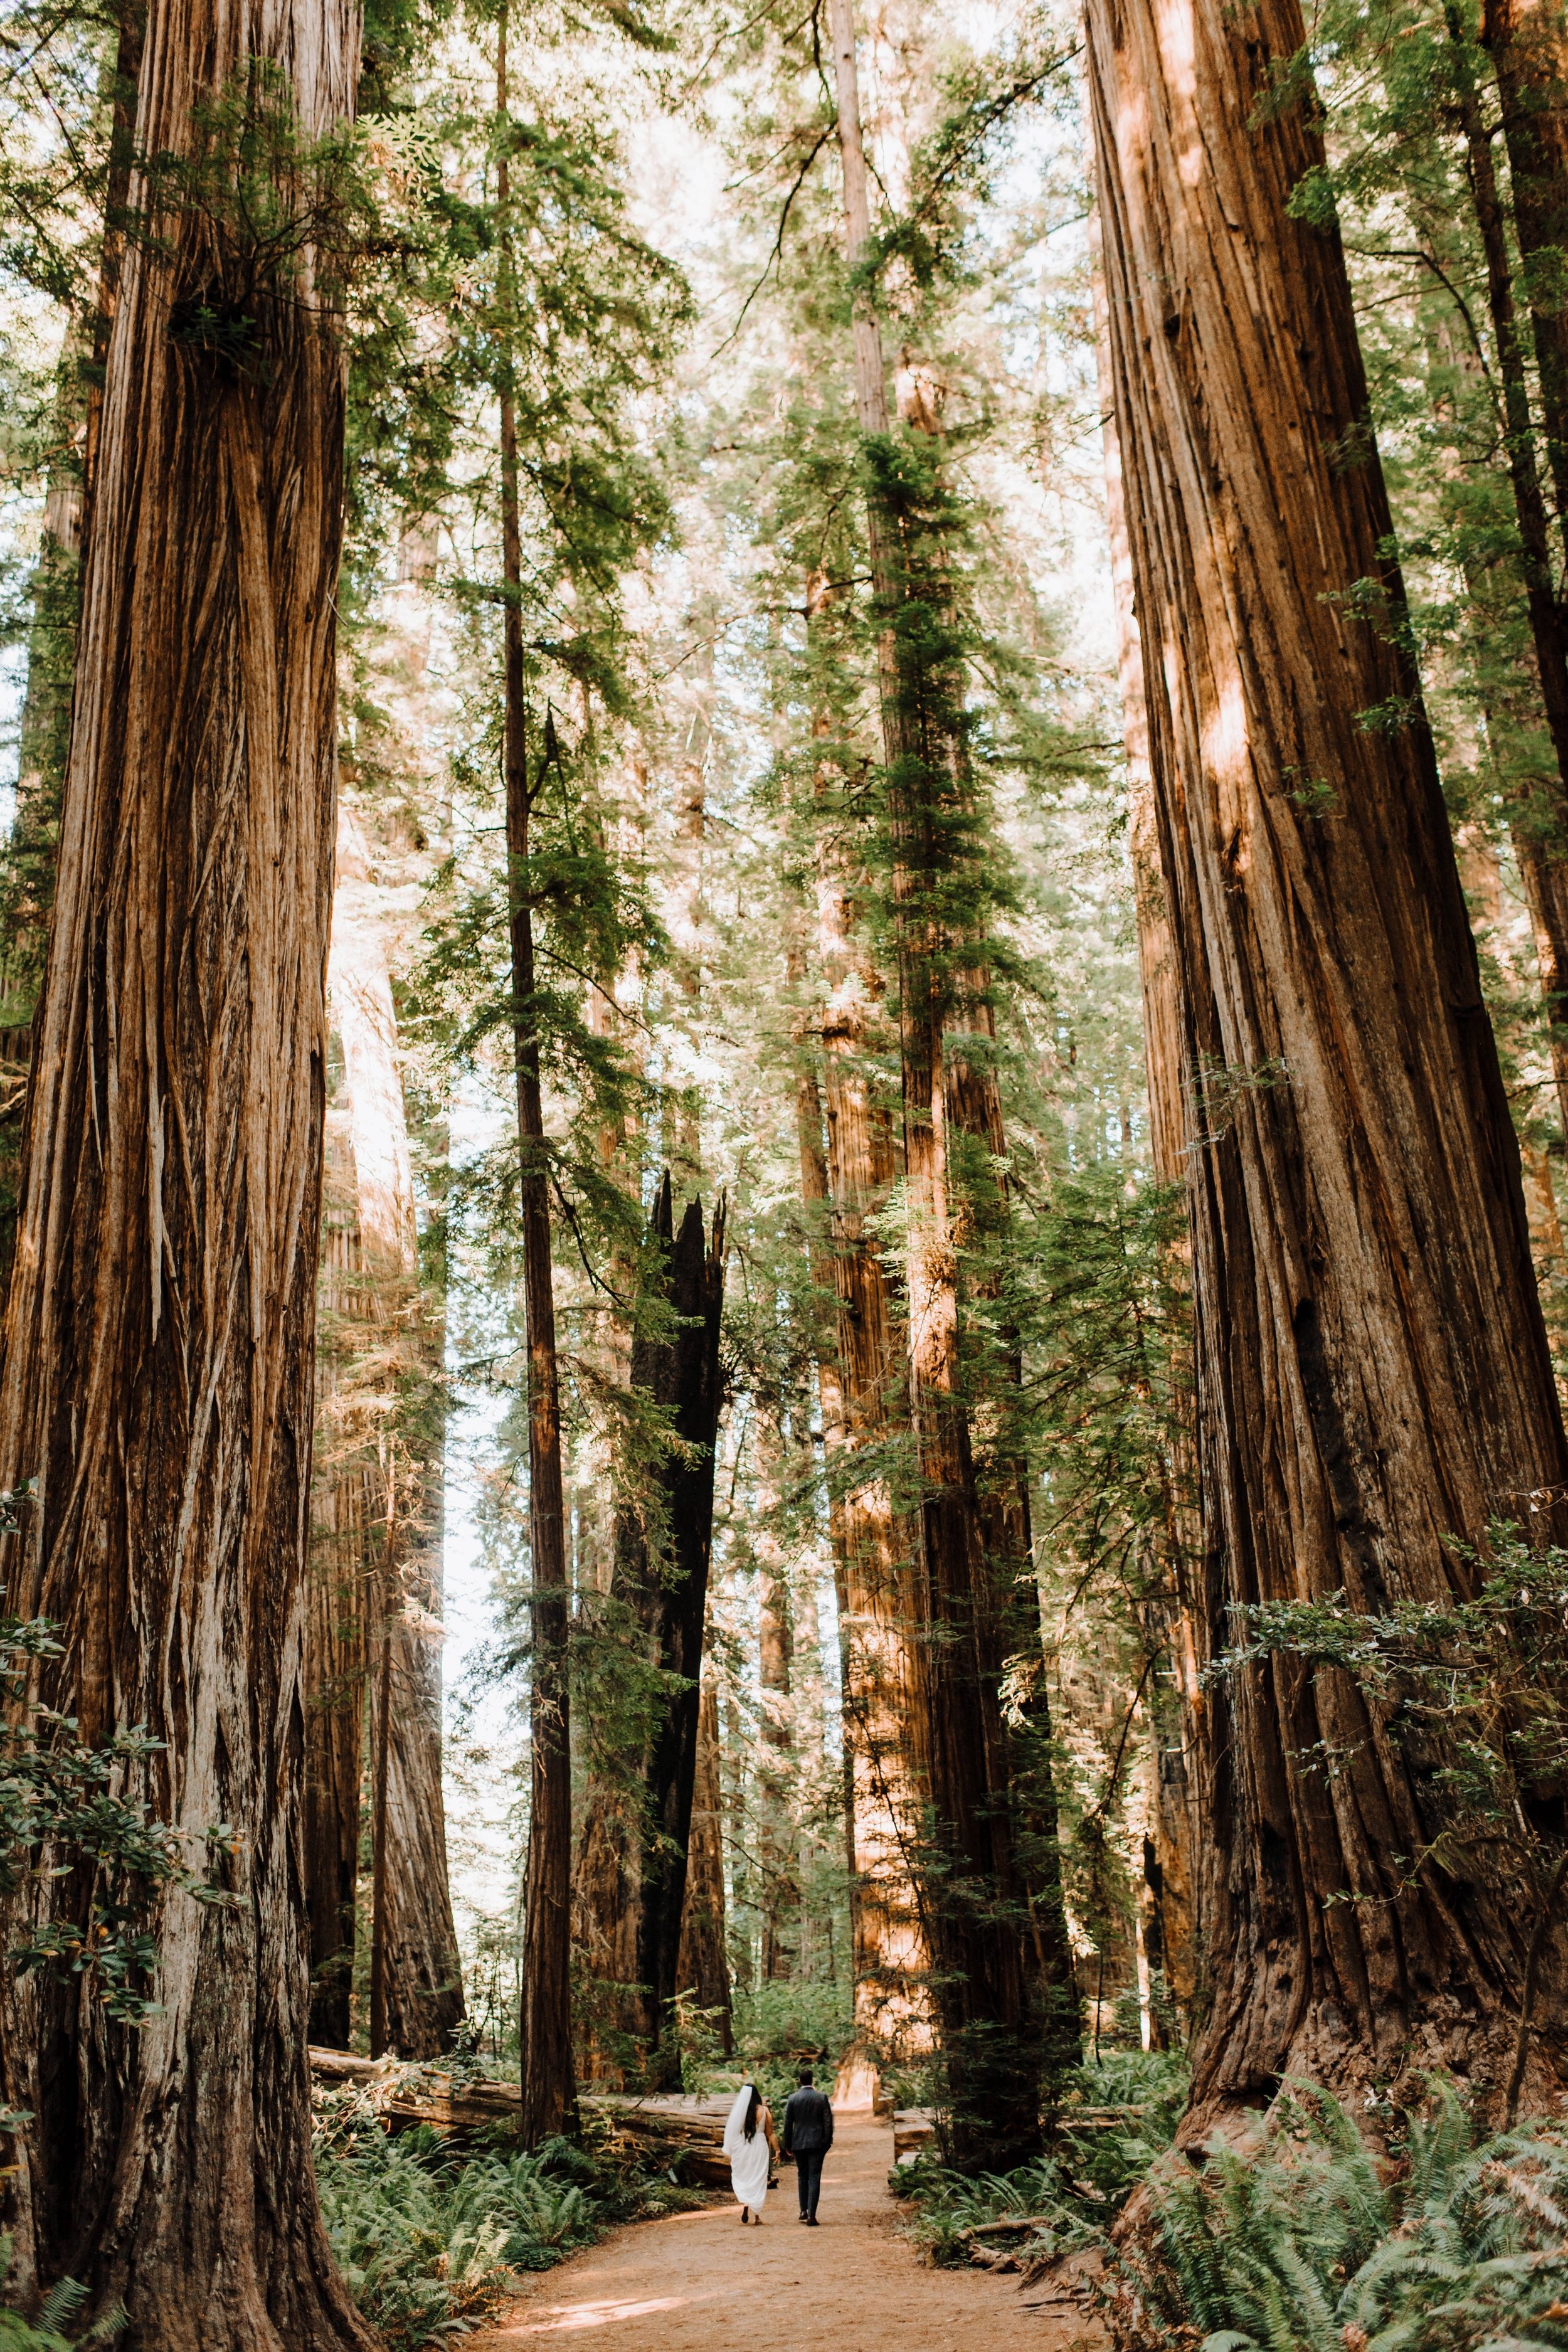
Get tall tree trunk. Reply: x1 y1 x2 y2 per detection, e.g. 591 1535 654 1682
1088 0 1568 2129
0 0 370 2334
1443 21 1568 1141
576 1178 727 2085
329 810 463 2061
756 1421 798 1983
1483 0 1568 564
497 4 574 2148
829 0 1041 2165
304 1044 372 2048
787 926 865 2002
808 583 931 2092
1089 189 1202 2037
675 1675 733 2053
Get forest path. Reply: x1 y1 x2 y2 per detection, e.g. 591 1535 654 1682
470 2115 1099 2349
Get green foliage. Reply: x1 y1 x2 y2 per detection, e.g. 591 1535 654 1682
0 2245 123 2348
896 2050 1187 2266
311 2090 706 2347
0 1490 234 2033
1120 2080 1568 2352
1218 1521 1568 2112
724 1977 857 2111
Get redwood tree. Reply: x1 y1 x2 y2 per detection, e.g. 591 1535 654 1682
576 1177 727 2089
828 0 1064 2162
1088 0 1568 2127
0 0 371 2337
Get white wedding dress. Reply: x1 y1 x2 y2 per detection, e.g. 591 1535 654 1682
723 2085 773 2213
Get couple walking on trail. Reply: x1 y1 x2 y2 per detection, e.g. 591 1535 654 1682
723 2066 835 2228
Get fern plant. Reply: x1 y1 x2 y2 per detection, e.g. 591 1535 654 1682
1119 2079 1568 2352
0 2246 124 2347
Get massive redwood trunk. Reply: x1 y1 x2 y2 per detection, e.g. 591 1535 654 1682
808 583 931 2087
0 0 370 2336
306 812 464 2059
1088 0 1568 2126
1089 200 1201 2033
576 1177 726 2088
829 0 1047 2163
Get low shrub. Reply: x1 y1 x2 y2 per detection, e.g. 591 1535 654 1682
312 2086 707 2347
893 2049 1187 2267
1120 2077 1568 2352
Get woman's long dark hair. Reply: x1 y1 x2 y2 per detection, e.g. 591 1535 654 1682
743 2087 762 2141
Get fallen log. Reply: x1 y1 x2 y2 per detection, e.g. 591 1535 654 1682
308 2050 734 2185
959 2213 1060 2240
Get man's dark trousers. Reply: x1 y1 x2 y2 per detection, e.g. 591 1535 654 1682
796 2146 825 2221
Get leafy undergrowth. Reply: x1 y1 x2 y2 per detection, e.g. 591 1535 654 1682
895 2059 1568 2352
1118 2079 1568 2352
893 2050 1189 2267
312 2087 708 2348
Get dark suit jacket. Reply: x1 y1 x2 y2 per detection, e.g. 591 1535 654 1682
781 2085 835 2155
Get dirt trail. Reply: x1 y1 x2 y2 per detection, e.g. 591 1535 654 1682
471 2116 1099 2350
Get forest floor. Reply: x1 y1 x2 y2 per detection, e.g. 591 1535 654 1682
469 2115 1103 2349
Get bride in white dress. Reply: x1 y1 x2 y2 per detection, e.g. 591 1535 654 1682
723 2082 778 2223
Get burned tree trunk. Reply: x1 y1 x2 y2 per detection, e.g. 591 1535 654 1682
0 0 371 2335
1088 0 1568 2126
577 1177 726 2087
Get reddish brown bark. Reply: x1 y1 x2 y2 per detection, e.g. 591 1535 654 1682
1440 31 1568 1138
575 1179 727 2087
674 1676 733 2052
756 1421 798 1983
1483 0 1568 560
0 0 370 2333
1089 203 1202 2033
307 813 464 2061
829 0 1042 2163
1088 0 1568 2124
810 607 931 2080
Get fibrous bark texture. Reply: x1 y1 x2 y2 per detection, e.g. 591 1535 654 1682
0 0 371 2337
307 810 463 2059
674 1676 733 2053
813 717 931 2077
1089 199 1201 2032
1484 0 1568 559
830 0 1048 2163
576 1177 726 2088
1088 0 1568 2125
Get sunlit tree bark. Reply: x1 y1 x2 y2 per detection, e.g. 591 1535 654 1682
1088 0 1568 2125
808 578 931 2092
829 0 1053 2163
326 812 463 2062
0 0 371 2331
1089 201 1200 2037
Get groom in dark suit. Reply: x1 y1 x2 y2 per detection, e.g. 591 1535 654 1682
781 2065 835 2225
